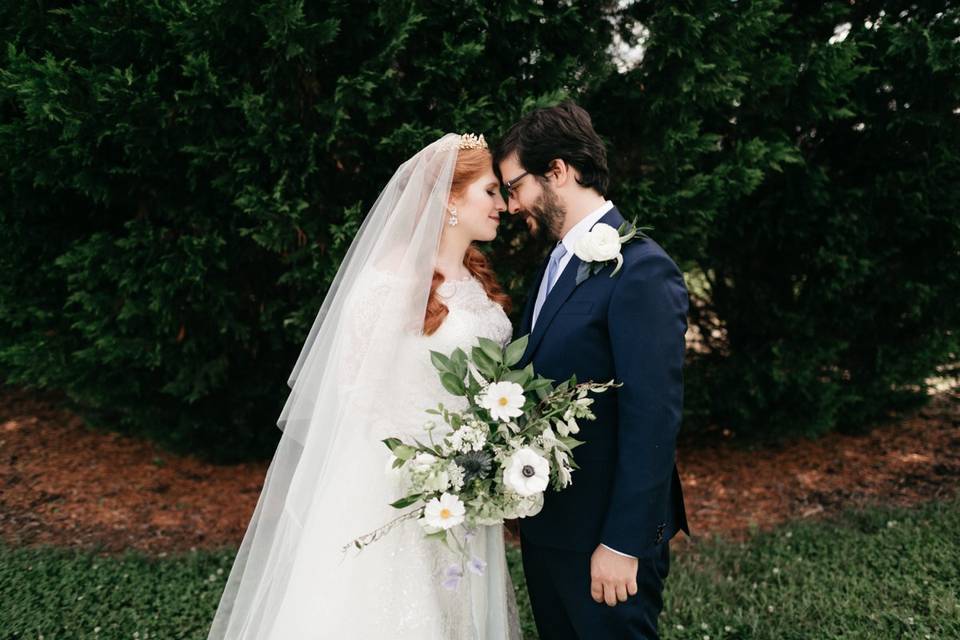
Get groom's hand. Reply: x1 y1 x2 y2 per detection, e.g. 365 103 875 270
590 545 639 607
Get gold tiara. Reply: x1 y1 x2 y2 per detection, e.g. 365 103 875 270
441 133 488 151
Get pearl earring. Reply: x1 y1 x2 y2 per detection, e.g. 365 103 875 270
447 205 459 227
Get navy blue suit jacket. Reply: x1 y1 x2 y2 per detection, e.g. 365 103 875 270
517 206 690 559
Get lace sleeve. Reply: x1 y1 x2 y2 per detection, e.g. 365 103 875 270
335 267 421 397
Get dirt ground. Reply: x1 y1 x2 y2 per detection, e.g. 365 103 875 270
1 386 957 558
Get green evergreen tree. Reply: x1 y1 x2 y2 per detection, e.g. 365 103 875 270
591 0 960 438
1 1 957 457
0 0 620 461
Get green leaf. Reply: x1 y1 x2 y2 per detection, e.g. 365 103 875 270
411 438 441 457
503 335 529 367
609 253 624 277
575 261 593 285
472 347 498 379
389 493 423 509
429 350 453 374
392 444 416 460
440 372 466 396
450 348 469 379
382 437 404 452
477 337 503 364
525 376 554 392
502 368 532 386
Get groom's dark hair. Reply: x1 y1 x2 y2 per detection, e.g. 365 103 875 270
493 100 609 196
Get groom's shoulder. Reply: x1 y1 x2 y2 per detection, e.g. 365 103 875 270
621 234 679 272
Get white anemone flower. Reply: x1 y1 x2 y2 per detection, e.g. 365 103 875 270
503 447 550 497
479 381 526 422
422 492 466 530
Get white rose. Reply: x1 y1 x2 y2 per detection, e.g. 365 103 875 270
412 452 437 472
503 447 550 497
574 223 622 262
421 493 466 530
422 469 450 492
478 381 526 422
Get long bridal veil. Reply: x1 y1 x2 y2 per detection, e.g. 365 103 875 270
207 135 464 638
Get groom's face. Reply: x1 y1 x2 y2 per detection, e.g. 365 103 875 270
498 153 566 239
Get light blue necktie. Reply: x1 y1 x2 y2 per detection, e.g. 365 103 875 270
532 242 568 329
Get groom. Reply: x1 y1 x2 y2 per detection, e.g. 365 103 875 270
494 101 690 639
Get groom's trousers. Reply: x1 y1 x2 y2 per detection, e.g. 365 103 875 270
520 534 670 640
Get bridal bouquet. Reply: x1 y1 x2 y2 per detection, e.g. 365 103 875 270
345 334 616 587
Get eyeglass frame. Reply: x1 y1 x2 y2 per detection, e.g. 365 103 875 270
502 169 547 198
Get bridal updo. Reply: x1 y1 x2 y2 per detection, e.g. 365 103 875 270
423 147 512 336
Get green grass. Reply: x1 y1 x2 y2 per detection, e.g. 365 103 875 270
2 497 958 639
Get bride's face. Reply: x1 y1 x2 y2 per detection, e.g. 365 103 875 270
449 169 507 242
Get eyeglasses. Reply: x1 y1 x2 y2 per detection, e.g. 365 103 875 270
502 170 531 198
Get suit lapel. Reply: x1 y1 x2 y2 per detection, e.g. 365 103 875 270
520 206 627 364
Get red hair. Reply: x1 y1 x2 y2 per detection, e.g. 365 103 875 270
423 148 512 335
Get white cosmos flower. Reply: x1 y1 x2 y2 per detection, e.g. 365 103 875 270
503 447 550 497
478 381 526 422
573 223 622 262
421 492 466 530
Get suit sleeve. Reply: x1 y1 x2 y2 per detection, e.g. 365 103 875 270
599 248 688 558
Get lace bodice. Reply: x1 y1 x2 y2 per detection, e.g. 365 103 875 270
430 274 513 355
371 274 513 441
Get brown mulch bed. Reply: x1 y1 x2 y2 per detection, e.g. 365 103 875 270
1 386 957 558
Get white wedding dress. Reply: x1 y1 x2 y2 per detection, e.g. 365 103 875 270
262 272 523 639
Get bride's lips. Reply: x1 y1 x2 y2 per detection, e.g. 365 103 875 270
488 214 500 223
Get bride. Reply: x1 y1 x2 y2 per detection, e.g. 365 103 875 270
207 133 522 639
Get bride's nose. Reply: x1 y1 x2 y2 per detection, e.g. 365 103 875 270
493 192 507 212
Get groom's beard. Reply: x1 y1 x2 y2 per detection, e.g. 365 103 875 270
525 183 566 240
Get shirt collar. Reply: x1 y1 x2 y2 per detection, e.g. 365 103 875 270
560 200 615 254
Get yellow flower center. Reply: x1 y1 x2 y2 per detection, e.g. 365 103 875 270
498 396 509 406
440 508 451 519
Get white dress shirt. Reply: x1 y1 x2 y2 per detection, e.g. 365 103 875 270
530 199 637 560
531 199 614 330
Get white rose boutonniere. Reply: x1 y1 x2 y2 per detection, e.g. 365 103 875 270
573 218 651 285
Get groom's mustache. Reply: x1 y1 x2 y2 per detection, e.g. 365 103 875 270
516 211 542 236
